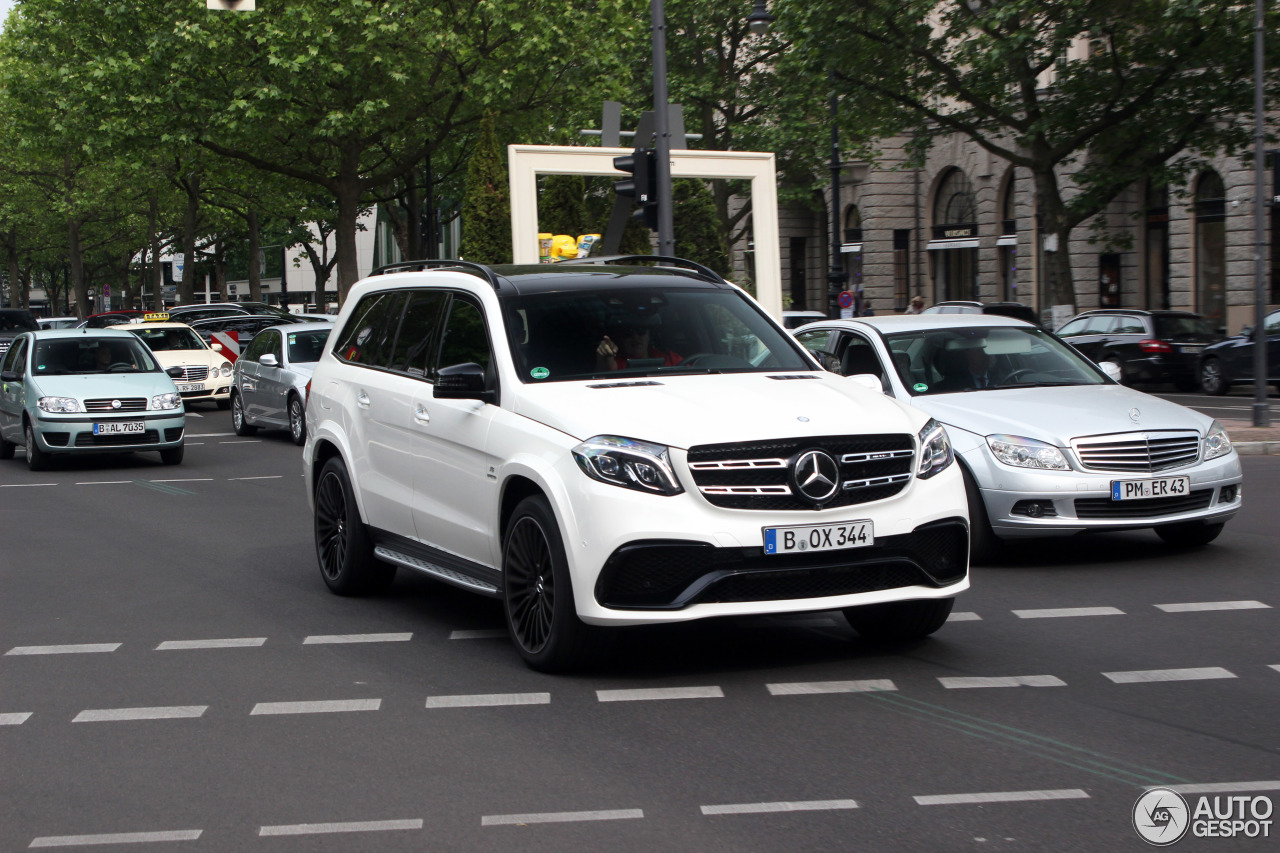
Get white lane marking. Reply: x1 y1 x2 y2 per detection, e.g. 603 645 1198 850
482 809 643 826
701 800 858 815
450 629 506 640
186 412 203 418
1013 607 1124 618
1 712 33 725
948 612 982 621
30 829 202 847
1168 781 1280 794
228 475 283 481
915 789 1090 806
1103 667 1236 684
303 633 412 645
73 706 207 723
0 483 56 488
426 693 550 709
1271 665 1280 674
7 644 120 656
259 819 423 836
1155 600 1270 613
939 675 1066 689
596 686 723 702
767 679 896 696
251 699 381 715
75 481 132 486
185 443 204 446
218 440 261 444
156 638 266 651
149 478 213 483
185 432 234 437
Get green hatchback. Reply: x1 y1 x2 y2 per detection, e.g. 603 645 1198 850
0 328 187 470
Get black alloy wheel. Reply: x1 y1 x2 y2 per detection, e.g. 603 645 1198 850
289 395 306 446
313 456 393 595
1199 358 1229 396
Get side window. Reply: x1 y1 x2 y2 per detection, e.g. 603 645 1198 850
1056 318 1088 337
794 329 835 353
1264 312 1280 335
2 338 25 374
1083 315 1117 335
388 290 447 378
334 292 405 368
1112 316 1145 334
259 331 282 364
242 332 271 363
437 295 492 372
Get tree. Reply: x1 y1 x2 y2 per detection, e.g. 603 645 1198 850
673 179 729 275
460 115 512 265
785 0 1274 310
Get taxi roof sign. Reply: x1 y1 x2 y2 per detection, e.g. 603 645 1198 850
143 312 171 322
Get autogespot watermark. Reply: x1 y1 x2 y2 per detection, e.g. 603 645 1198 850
1133 788 1274 845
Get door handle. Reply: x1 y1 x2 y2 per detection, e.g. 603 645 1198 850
413 404 430 425
356 391 371 409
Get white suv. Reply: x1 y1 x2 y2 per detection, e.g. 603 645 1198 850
304 258 969 671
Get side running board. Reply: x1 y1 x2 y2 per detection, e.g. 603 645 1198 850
373 546 500 596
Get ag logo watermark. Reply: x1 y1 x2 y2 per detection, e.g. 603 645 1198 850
1133 788 1274 845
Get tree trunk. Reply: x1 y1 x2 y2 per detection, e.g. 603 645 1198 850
214 240 228 301
5 230 18 309
1031 167 1078 313
68 219 89 319
247 208 262 302
334 177 363 306
180 176 200 304
149 195 164 311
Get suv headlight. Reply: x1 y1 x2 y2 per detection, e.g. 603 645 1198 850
987 434 1070 470
917 418 954 479
1203 420 1232 460
573 436 684 496
151 393 181 410
37 396 81 413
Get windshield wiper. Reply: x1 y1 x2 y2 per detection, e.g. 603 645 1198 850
993 381 1081 390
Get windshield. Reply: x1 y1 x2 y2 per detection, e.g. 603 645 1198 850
503 287 813 382
885 326 1107 396
286 329 331 364
0 311 39 332
129 326 208 351
33 337 159 375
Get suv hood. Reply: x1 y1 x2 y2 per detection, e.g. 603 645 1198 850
513 372 925 448
31 372 180 400
915 384 1212 444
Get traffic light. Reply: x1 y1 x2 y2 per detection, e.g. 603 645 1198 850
613 147 660 231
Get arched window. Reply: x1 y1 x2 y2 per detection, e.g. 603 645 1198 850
929 169 978 302
934 169 976 227
1194 171 1226 329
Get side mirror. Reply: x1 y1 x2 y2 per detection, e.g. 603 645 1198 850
1098 361 1123 383
211 342 223 352
165 366 185 379
259 353 278 367
434 362 495 403
847 373 885 393
1 370 17 382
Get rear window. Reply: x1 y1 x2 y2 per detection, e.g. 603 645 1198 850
1154 315 1216 340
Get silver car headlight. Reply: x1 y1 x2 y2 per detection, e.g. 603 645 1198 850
987 434 1070 470
917 418 954 479
573 435 684 496
1203 420 1232 460
151 393 182 410
37 396 82 414
220 362 233 377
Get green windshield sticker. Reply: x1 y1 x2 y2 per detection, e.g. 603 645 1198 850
913 383 928 393
531 366 550 380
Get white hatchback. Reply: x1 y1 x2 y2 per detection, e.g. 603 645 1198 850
304 258 970 671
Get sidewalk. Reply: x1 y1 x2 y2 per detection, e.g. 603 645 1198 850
1220 418 1280 456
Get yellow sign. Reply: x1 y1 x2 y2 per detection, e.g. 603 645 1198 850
143 312 170 322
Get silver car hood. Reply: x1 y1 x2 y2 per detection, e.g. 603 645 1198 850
913 384 1213 445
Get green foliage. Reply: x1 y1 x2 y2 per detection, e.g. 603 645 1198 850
460 116 511 265
672 179 729 275
539 173 588 240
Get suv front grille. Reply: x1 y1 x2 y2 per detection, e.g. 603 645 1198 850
1072 431 1200 473
687 434 915 510
85 398 148 412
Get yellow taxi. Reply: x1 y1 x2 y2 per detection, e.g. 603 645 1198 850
116 314 234 408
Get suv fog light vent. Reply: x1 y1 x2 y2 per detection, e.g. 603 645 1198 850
1011 499 1057 518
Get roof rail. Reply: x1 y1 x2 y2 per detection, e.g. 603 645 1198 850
558 255 728 284
369 259 502 290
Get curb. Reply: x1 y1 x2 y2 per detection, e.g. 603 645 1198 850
1233 441 1280 456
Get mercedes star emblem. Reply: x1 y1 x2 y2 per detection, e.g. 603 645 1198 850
792 449 840 504
1128 407 1141 423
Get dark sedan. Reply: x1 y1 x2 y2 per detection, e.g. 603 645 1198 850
1198 309 1280 395
1055 309 1221 391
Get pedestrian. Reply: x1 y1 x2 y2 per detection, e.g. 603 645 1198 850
905 295 925 314
861 300 876 317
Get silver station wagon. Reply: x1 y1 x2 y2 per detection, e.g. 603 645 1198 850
0 329 186 470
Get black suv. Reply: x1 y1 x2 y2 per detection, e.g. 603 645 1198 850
1055 309 1221 391
0 308 39 359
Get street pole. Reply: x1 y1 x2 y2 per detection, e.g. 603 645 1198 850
651 0 675 256
827 88 847 318
1252 0 1270 427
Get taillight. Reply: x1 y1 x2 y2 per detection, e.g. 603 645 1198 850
1138 339 1173 353
304 379 312 407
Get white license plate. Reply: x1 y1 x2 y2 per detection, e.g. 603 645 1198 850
1179 345 1203 353
176 383 204 393
93 421 144 435
764 520 874 554
1111 476 1190 501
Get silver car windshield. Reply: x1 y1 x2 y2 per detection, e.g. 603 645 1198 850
33 338 160 375
885 326 1107 396
503 287 812 382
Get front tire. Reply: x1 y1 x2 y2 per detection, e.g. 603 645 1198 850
1199 358 1229 395
0 433 14 460
24 423 49 471
159 444 184 465
313 456 395 595
231 392 257 436
1155 521 1224 547
288 395 306 446
961 465 1000 565
843 597 955 641
502 495 606 672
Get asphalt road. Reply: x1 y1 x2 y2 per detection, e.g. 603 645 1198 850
1 406 1277 851
1150 386 1279 424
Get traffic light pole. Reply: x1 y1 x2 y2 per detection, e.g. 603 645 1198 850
650 0 675 255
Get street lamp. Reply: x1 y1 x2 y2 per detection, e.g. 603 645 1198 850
650 0 675 255
747 1 773 36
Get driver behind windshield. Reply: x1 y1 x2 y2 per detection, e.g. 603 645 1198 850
92 342 136 371
595 317 681 372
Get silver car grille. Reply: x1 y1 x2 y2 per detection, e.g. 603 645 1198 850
176 366 209 382
84 397 148 413
1072 430 1201 473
